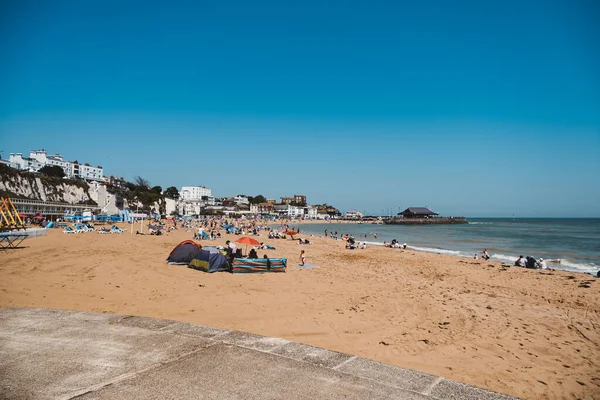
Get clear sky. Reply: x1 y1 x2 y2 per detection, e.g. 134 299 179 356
1 0 599 217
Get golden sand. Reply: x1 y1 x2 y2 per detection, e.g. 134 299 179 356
1 224 599 399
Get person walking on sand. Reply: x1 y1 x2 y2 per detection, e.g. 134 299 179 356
300 250 306 266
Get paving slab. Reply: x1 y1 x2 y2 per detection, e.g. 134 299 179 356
218 330 289 351
77 343 430 400
271 341 355 368
428 378 518 400
0 307 520 400
160 321 231 339
109 315 178 330
0 309 213 400
336 356 440 393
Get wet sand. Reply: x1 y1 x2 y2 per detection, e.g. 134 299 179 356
1 225 599 399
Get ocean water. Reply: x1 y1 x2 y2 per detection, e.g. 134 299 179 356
286 218 600 275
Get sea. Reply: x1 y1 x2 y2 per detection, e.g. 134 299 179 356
285 218 600 275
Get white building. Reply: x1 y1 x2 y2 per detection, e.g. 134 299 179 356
273 204 305 218
346 210 364 219
73 163 103 180
0 158 21 169
8 153 44 172
8 149 104 181
180 186 212 201
182 200 205 216
304 206 318 219
233 195 249 205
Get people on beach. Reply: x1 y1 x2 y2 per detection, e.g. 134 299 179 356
474 254 479 260
537 258 552 271
300 250 306 266
345 235 356 249
226 240 237 258
525 256 537 269
482 249 490 261
515 255 526 267
248 248 258 259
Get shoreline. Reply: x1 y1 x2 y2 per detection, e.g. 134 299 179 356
286 221 599 276
1 225 599 399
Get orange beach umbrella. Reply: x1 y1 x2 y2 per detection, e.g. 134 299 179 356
236 237 260 246
236 236 260 255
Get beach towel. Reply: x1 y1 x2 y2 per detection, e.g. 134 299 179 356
296 263 319 269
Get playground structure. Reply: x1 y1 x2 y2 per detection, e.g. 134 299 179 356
0 197 25 232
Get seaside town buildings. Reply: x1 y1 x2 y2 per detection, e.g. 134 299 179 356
2 149 105 181
1 150 337 219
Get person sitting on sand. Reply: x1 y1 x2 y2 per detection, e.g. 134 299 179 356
482 249 490 261
525 256 537 269
474 254 479 260
515 255 526 267
248 248 258 259
537 258 552 271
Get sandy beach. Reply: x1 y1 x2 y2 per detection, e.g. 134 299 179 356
1 224 599 399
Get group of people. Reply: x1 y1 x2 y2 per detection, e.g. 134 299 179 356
384 239 407 249
473 250 554 271
514 255 553 270
343 235 368 249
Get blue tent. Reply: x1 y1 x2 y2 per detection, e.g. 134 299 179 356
188 249 230 273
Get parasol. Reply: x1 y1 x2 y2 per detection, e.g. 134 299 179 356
236 237 260 246
236 236 261 255
285 230 298 239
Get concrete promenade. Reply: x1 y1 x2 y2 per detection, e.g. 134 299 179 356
0 307 519 399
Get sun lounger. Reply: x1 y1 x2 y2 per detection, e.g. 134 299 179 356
0 232 28 250
63 227 81 234
231 258 286 273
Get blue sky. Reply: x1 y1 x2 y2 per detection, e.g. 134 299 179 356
1 0 599 217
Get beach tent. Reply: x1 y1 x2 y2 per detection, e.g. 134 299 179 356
167 240 202 265
188 249 230 273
